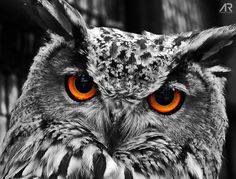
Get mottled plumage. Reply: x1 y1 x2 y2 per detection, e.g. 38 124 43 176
0 0 235 178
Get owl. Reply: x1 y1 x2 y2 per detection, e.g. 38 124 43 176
0 0 235 179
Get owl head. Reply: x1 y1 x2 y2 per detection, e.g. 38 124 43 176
1 0 236 178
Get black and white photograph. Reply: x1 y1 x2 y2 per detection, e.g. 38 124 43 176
0 0 236 178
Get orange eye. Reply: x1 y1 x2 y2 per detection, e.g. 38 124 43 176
149 87 184 114
66 74 97 101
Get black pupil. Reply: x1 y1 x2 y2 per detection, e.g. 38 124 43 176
154 88 175 105
75 75 94 93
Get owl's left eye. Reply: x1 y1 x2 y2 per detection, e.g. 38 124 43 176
66 74 97 101
148 87 184 114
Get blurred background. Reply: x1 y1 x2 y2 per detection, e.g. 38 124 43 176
0 0 235 178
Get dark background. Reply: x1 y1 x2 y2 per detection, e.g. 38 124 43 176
0 0 235 178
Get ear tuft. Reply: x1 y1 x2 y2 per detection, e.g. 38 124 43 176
23 0 88 41
58 0 87 40
184 24 236 66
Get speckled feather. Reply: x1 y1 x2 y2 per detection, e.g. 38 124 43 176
0 0 235 179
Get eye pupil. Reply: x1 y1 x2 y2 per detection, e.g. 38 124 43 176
154 88 174 105
75 75 93 93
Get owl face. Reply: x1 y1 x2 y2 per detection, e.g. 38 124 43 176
25 26 228 149
1 0 235 178
15 24 228 176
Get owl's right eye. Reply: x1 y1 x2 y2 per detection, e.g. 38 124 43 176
66 74 97 101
